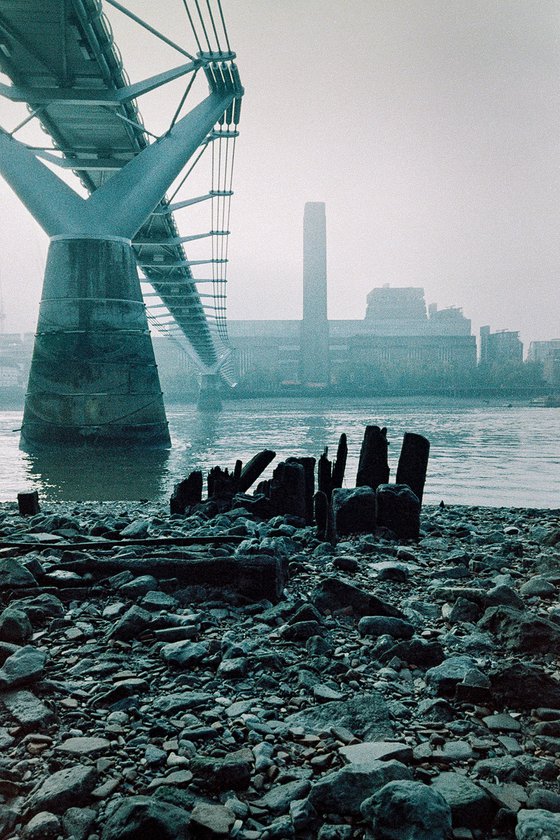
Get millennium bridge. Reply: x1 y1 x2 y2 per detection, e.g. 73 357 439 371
0 0 243 447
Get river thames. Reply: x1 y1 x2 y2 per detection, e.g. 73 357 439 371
0 397 559 507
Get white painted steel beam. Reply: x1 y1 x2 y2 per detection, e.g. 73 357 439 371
0 62 200 105
0 89 235 238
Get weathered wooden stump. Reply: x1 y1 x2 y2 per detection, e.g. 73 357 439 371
287 456 316 524
376 483 420 540
356 425 390 490
207 467 238 511
332 486 377 536
396 432 430 505
170 471 203 514
238 450 276 493
269 461 306 520
318 448 332 499
332 433 348 490
17 491 40 516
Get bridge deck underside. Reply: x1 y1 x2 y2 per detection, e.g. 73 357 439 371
0 0 218 367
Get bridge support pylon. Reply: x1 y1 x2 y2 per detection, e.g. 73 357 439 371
197 373 223 412
23 236 169 447
0 88 236 448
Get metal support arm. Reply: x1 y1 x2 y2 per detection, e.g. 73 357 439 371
0 90 234 239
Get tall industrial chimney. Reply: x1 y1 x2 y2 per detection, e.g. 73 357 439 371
301 202 329 385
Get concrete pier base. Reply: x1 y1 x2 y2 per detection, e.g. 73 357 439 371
21 237 170 448
197 373 222 412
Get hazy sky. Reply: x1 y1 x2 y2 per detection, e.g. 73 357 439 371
0 0 559 351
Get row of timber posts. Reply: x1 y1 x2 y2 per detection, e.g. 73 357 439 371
170 427 430 540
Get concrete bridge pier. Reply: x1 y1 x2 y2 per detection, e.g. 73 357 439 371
21 236 169 447
0 87 237 448
197 373 223 411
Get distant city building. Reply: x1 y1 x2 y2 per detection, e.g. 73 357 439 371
479 326 523 366
528 340 560 386
301 202 329 385
228 284 477 391
223 204 482 392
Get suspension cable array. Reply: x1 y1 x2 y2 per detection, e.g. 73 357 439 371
135 0 242 364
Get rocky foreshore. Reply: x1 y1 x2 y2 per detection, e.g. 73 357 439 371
0 499 559 839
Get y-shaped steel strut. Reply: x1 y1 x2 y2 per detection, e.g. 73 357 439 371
0 87 237 447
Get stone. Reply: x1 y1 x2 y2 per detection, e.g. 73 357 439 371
0 806 17 837
361 780 452 840
26 765 97 814
489 662 560 709
118 574 159 598
482 713 521 732
527 789 560 813
485 584 523 609
286 692 393 740
358 615 414 639
140 590 179 611
108 605 152 641
317 827 352 840
101 795 190 840
160 641 209 667
190 801 235 836
278 620 323 641
478 605 560 653
217 657 248 678
425 656 476 696
22 811 61 839
1 689 53 729
0 644 46 690
309 760 412 816
0 558 37 589
380 638 445 668
56 736 111 756
332 487 376 536
61 807 96 840
255 779 311 814
520 575 557 597
190 749 253 791
340 741 413 765
515 809 560 839
430 771 496 829
376 483 421 541
444 597 481 623
120 519 151 538
16 593 65 624
311 577 404 618
0 606 33 644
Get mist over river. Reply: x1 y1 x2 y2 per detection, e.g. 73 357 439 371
0 397 558 507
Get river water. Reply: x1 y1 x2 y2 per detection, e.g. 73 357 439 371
0 397 559 507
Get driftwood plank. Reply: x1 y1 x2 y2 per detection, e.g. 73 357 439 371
57 554 287 603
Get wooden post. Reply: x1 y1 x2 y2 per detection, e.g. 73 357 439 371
207 466 237 503
314 490 335 544
269 461 306 520
170 471 203 514
331 433 348 490
318 448 332 499
238 449 276 493
17 490 40 516
396 432 430 505
356 425 389 490
287 456 316 524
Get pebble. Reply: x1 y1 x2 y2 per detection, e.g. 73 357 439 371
0 500 558 839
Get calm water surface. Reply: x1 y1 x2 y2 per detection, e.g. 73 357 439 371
0 397 559 507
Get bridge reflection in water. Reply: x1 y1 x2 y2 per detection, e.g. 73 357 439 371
23 446 171 502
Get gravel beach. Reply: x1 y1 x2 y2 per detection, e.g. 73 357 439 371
0 499 559 839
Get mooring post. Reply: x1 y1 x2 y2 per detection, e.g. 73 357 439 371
396 432 430 505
